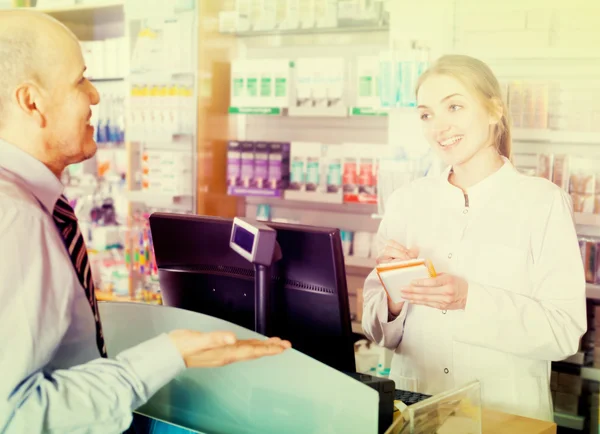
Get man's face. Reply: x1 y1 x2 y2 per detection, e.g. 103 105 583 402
41 35 100 167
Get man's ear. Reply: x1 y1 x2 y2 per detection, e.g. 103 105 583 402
14 81 46 127
489 97 503 126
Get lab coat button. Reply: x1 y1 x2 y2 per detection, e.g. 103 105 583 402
444 368 449 374
448 253 453 259
442 310 447 314
463 209 468 214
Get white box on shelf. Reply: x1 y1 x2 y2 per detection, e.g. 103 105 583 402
298 0 315 29
315 0 337 28
280 0 300 29
355 56 380 109
290 57 347 117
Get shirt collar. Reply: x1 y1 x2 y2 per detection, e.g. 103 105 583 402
440 156 517 206
0 138 64 213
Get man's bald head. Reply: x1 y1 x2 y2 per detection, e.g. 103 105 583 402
0 11 77 124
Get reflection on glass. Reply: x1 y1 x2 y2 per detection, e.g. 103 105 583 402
385 381 482 434
99 302 379 434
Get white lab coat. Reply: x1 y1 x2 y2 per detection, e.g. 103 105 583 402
362 159 587 422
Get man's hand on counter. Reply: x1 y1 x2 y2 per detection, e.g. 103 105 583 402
168 330 292 368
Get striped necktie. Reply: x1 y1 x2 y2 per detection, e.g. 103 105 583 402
53 195 107 358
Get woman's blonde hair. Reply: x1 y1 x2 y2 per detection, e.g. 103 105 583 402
415 54 512 160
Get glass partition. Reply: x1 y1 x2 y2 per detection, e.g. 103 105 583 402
99 301 379 434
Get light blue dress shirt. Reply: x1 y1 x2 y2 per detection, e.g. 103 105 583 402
0 139 186 433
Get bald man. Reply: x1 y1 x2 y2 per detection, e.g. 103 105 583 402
0 11 290 434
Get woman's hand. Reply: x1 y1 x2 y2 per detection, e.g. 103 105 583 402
377 240 419 265
376 240 419 317
401 273 468 311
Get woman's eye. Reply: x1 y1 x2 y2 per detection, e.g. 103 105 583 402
420 113 431 121
449 104 462 112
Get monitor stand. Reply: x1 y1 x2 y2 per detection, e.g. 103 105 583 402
254 263 271 336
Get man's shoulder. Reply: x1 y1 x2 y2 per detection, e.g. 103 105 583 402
0 176 48 223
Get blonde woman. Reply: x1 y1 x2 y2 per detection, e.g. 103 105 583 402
362 54 587 421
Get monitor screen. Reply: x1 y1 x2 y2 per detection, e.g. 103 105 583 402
232 224 254 254
148 213 355 373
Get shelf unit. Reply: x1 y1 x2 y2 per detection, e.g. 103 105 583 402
224 24 389 38
28 0 124 17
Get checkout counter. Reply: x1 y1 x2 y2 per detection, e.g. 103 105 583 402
114 213 557 433
99 302 557 434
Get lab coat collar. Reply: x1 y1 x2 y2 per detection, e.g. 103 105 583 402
440 156 517 208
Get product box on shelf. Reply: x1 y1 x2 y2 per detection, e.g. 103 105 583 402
227 140 290 197
284 142 343 203
342 143 379 204
508 80 550 130
526 152 600 214
229 59 291 112
240 141 255 189
570 157 600 214
290 57 347 117
355 55 381 111
141 149 193 196
80 38 127 80
227 140 242 187
579 238 600 284
378 48 430 109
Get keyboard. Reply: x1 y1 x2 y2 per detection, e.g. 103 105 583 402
394 389 431 405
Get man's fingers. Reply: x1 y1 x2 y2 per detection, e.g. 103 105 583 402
265 337 292 349
186 340 289 368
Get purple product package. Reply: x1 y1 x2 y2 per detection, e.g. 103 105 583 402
239 141 255 188
227 141 242 187
252 142 270 188
596 241 600 284
268 142 290 190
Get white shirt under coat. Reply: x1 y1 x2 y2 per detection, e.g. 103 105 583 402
361 158 587 422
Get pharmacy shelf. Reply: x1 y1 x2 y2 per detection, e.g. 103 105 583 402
513 128 600 145
228 106 389 118
345 256 377 269
124 191 193 212
350 107 389 117
554 412 585 431
244 196 378 215
464 47 600 61
228 107 283 116
30 1 123 14
90 77 126 83
575 213 600 228
223 24 389 38
587 284 600 301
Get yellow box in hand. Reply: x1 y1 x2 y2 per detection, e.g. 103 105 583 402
376 259 437 304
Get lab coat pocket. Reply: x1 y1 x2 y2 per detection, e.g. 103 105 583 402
468 243 529 295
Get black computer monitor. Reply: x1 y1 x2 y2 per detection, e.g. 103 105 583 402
148 213 356 373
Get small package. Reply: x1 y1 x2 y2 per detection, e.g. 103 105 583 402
571 193 595 213
536 153 554 181
376 259 437 304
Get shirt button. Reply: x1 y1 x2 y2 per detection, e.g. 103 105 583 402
444 368 449 374
463 209 469 214
448 253 453 259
